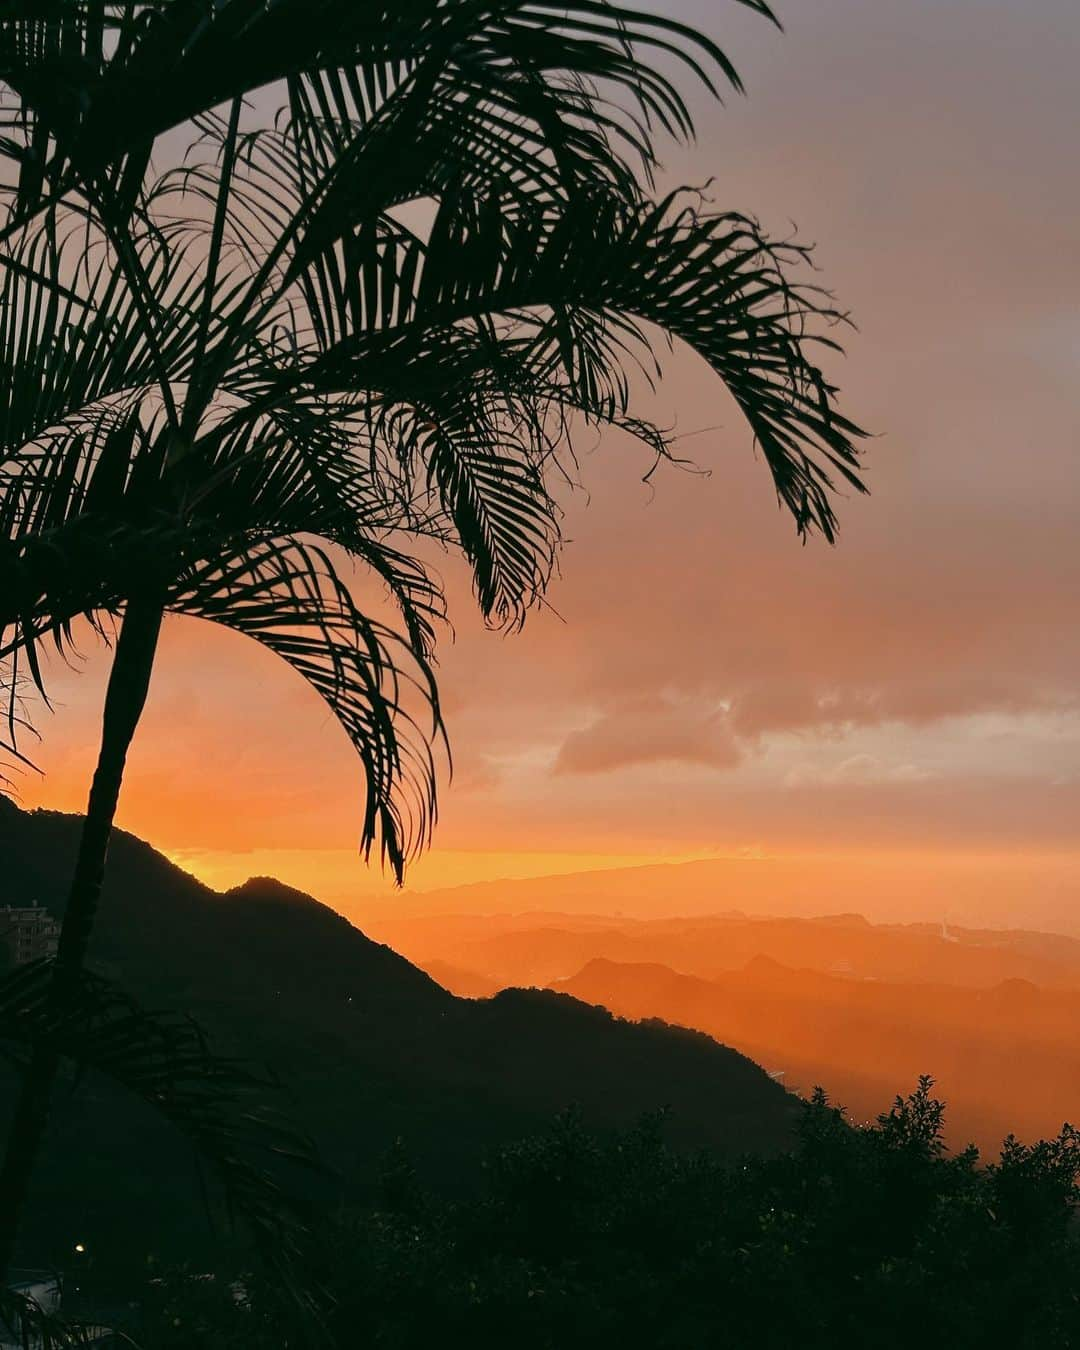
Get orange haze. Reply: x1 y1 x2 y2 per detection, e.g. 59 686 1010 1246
370 904 1080 1153
17 0 1080 936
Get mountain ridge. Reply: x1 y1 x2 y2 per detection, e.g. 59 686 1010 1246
371 852 1080 936
368 906 1080 992
0 800 797 1268
551 952 1080 1151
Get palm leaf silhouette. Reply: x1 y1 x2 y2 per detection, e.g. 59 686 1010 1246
0 1285 101 1350
0 0 867 1279
0 959 323 1275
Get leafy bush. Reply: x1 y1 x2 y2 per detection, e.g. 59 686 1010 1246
134 1081 1080 1349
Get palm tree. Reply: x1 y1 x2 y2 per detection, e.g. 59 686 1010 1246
0 0 865 1273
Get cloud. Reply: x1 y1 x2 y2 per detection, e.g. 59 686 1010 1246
450 752 502 795
726 678 1077 742
554 698 742 775
783 755 936 790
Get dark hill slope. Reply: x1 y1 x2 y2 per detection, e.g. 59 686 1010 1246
0 802 796 1266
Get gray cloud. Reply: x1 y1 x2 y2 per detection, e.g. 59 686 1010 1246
555 699 742 775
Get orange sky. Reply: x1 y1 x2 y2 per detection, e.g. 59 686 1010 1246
15 0 1080 930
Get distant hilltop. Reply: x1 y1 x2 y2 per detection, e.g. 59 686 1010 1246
364 847 1080 935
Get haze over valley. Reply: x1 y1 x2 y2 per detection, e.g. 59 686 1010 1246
369 883 1080 1153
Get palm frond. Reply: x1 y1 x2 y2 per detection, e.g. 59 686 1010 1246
0 1 756 197
0 1285 102 1350
0 210 205 469
0 958 326 1313
172 534 442 880
0 511 443 879
379 394 560 631
292 187 866 540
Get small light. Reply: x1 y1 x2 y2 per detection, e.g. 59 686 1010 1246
74 1243 85 1254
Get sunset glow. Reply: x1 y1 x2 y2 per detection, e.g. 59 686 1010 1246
17 1 1078 938
3 0 1079 1335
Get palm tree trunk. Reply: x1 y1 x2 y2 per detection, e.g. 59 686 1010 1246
0 595 164 1278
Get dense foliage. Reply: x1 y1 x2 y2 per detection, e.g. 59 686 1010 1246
130 1081 1080 1349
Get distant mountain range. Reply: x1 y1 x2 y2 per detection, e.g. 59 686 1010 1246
366 909 1080 1151
0 801 796 1269
555 956 1080 1151
369 852 1080 932
367 907 1080 992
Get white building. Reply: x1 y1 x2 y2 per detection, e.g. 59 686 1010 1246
0 903 60 966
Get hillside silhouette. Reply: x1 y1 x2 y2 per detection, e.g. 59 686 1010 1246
0 801 796 1269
